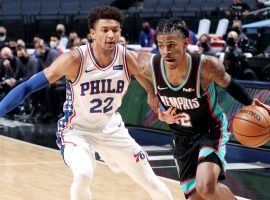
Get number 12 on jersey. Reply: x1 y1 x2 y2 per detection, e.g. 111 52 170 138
90 97 114 113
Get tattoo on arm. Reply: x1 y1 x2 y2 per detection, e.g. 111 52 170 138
137 51 153 78
204 56 231 88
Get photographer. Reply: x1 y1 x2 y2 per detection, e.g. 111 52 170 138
223 31 257 80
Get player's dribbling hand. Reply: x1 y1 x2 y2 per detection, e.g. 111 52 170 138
252 99 270 115
147 92 159 113
158 106 182 124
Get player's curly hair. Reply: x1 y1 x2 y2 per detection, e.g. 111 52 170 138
88 5 124 29
156 17 189 38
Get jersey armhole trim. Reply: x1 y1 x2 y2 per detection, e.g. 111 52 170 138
70 47 84 86
149 54 157 94
196 54 205 98
122 46 131 83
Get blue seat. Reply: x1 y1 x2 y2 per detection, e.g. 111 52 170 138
40 1 60 15
60 2 80 15
156 0 174 13
201 0 222 12
171 0 189 12
78 1 100 17
21 2 40 15
140 0 158 17
1 1 21 16
186 0 206 12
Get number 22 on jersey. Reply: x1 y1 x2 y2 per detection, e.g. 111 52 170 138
90 97 114 113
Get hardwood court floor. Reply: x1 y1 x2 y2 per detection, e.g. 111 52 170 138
0 135 185 200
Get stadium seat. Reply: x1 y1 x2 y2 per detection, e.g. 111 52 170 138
1 1 21 16
140 0 160 18
197 18 211 37
40 1 60 15
221 0 231 11
171 0 189 12
78 1 100 17
215 18 229 37
156 0 174 13
201 0 222 13
21 2 40 15
60 1 80 15
186 0 206 13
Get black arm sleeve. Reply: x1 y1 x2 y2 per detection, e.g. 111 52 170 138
224 79 253 106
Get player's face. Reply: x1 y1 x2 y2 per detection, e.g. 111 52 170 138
90 19 121 52
157 34 188 70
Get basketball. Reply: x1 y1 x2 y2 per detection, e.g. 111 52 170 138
232 105 270 147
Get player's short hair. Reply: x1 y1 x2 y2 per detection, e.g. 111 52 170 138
88 5 124 29
156 17 189 39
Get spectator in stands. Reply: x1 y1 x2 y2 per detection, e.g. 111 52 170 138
198 34 217 57
118 36 127 46
223 31 255 80
50 33 63 55
8 38 18 56
139 21 156 47
14 46 40 116
227 0 250 21
0 26 10 50
35 39 58 70
151 35 160 54
181 20 198 45
16 46 39 85
67 31 79 49
71 37 81 49
33 39 59 122
81 38 89 45
17 39 26 48
223 31 243 78
56 24 68 50
0 47 21 94
231 20 248 41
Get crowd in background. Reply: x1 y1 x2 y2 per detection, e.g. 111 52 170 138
0 0 270 123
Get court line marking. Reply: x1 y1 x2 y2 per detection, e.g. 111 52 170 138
0 135 252 200
148 155 173 160
0 161 63 166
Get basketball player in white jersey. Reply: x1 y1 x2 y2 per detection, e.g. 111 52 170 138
0 6 173 200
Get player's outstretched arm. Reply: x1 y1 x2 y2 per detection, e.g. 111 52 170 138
203 55 270 112
0 50 80 117
136 50 154 80
126 50 159 112
203 55 253 106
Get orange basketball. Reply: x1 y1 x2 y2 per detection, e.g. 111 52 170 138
232 105 270 147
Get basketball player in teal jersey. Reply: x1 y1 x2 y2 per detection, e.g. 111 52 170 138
0 6 173 200
138 18 269 200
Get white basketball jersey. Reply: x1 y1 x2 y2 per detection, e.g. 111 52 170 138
57 43 130 134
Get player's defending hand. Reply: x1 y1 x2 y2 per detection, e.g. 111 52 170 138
252 99 270 115
158 107 182 124
147 92 159 113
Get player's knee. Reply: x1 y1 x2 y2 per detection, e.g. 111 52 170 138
196 179 216 198
73 172 92 186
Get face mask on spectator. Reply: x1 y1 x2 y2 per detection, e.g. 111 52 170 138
200 41 208 49
37 49 46 57
0 32 6 41
232 27 240 35
18 56 28 63
50 41 57 48
57 30 63 36
143 27 150 34
227 37 236 46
